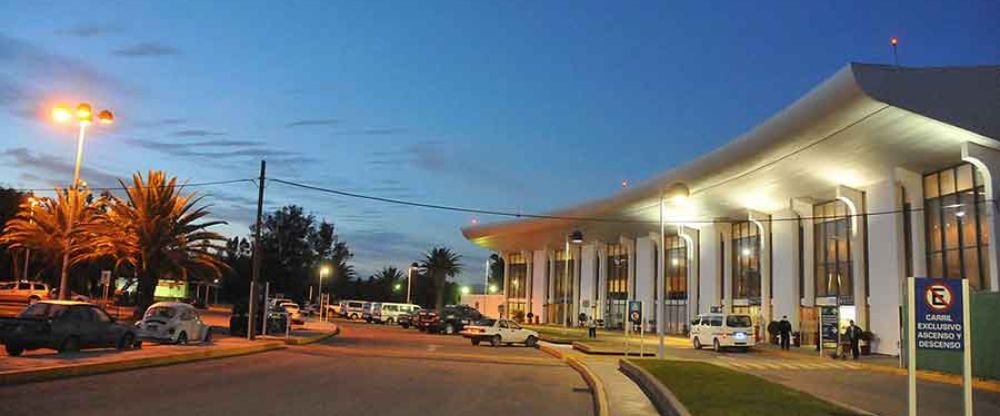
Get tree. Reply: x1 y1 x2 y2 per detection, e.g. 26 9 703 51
367 266 405 301
488 253 504 293
420 247 463 311
2 188 102 299
91 171 227 315
0 187 27 279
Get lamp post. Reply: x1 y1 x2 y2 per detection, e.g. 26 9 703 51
51 103 114 189
22 197 38 280
484 257 492 295
406 262 419 304
318 265 330 320
657 183 690 359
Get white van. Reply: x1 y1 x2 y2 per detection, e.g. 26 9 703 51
341 300 367 320
372 303 421 325
689 313 755 352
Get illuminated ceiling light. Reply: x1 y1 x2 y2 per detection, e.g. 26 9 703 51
741 248 752 257
671 258 679 266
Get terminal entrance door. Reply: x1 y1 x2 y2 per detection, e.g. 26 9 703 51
605 298 626 329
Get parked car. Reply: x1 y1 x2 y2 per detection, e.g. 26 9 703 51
184 297 207 309
416 305 482 335
135 301 212 345
341 300 366 320
689 313 755 352
0 300 139 356
372 303 420 325
0 281 51 303
362 302 380 323
461 318 539 347
280 302 304 325
397 311 416 329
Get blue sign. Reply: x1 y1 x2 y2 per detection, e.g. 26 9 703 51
628 301 642 325
914 278 964 351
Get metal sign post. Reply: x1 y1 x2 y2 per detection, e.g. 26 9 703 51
627 300 642 357
908 277 972 416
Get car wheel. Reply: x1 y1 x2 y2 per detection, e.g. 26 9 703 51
177 331 188 345
5 344 24 356
59 336 80 354
202 329 213 344
387 318 395 325
350 313 358 320
401 323 410 329
693 337 702 350
117 333 135 351
713 338 722 353
444 323 456 335
490 335 501 347
471 338 481 346
525 335 538 347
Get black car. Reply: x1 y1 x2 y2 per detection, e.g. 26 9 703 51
417 305 483 335
0 301 140 356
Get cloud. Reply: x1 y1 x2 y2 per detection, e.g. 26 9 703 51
1 147 121 188
171 129 226 137
132 118 186 128
285 118 338 128
364 140 529 193
332 127 408 136
112 42 179 57
120 137 316 168
56 24 121 38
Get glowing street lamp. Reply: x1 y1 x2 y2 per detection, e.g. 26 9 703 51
488 284 498 294
460 286 470 296
318 265 331 319
406 262 420 304
51 102 114 189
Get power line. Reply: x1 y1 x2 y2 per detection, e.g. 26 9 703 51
268 176 991 226
8 178 256 194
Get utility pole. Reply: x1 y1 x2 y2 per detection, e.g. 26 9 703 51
249 160 266 340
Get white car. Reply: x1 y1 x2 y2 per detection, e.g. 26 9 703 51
461 318 539 347
372 302 420 325
689 313 755 352
280 302 304 324
136 302 212 344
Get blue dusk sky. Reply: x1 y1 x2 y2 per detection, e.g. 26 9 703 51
1 1 998 283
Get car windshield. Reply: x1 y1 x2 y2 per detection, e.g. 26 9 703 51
476 318 496 326
18 303 68 319
727 315 752 328
145 306 177 319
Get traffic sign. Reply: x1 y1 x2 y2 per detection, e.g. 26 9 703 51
628 301 642 325
914 278 964 351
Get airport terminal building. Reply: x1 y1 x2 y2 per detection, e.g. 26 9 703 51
462 63 1000 356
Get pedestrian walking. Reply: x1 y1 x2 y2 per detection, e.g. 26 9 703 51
778 315 792 350
587 315 597 339
846 320 864 360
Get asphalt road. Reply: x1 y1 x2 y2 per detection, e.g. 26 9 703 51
0 319 593 416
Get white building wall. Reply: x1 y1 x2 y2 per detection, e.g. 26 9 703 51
698 224 721 313
635 236 656 326
865 178 906 355
771 208 800 328
792 199 815 308
532 249 548 323
579 244 597 318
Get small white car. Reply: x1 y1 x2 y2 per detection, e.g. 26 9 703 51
136 302 212 345
689 313 755 352
281 302 304 325
372 302 420 325
461 318 539 347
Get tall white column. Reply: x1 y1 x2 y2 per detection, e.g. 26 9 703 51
636 236 656 327
698 224 722 313
963 142 1000 292
501 252 510 319
792 199 815 308
771 208 800 329
865 175 906 355
720 223 734 313
578 244 596 319
596 243 608 320
531 249 547 322
896 168 927 278
679 226 700 321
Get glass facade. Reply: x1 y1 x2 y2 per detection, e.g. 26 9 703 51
731 222 761 301
813 200 853 302
506 253 528 317
547 249 575 325
924 163 990 290
605 244 628 329
664 235 688 334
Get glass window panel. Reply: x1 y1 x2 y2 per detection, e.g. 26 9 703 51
945 249 962 279
978 192 990 246
838 261 852 297
924 173 939 199
957 164 973 191
962 247 980 288
927 199 942 251
943 199 960 250
929 253 943 277
960 194 977 247
940 169 956 196
815 265 828 297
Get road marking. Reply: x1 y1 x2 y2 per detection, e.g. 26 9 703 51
426 344 439 352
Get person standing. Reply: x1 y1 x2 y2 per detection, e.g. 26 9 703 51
846 320 864 360
778 316 792 350
587 315 598 339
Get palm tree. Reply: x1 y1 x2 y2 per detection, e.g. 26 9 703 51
370 266 405 301
420 247 462 311
2 188 102 299
91 171 227 315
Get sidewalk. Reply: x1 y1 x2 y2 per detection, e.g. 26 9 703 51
541 342 658 416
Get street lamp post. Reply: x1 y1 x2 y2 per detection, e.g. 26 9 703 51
484 258 492 295
406 262 419 304
657 183 690 359
52 103 114 189
318 265 330 320
22 197 38 280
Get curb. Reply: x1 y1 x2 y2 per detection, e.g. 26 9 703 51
619 359 692 416
573 341 657 356
0 341 286 386
539 344 611 416
278 324 341 346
